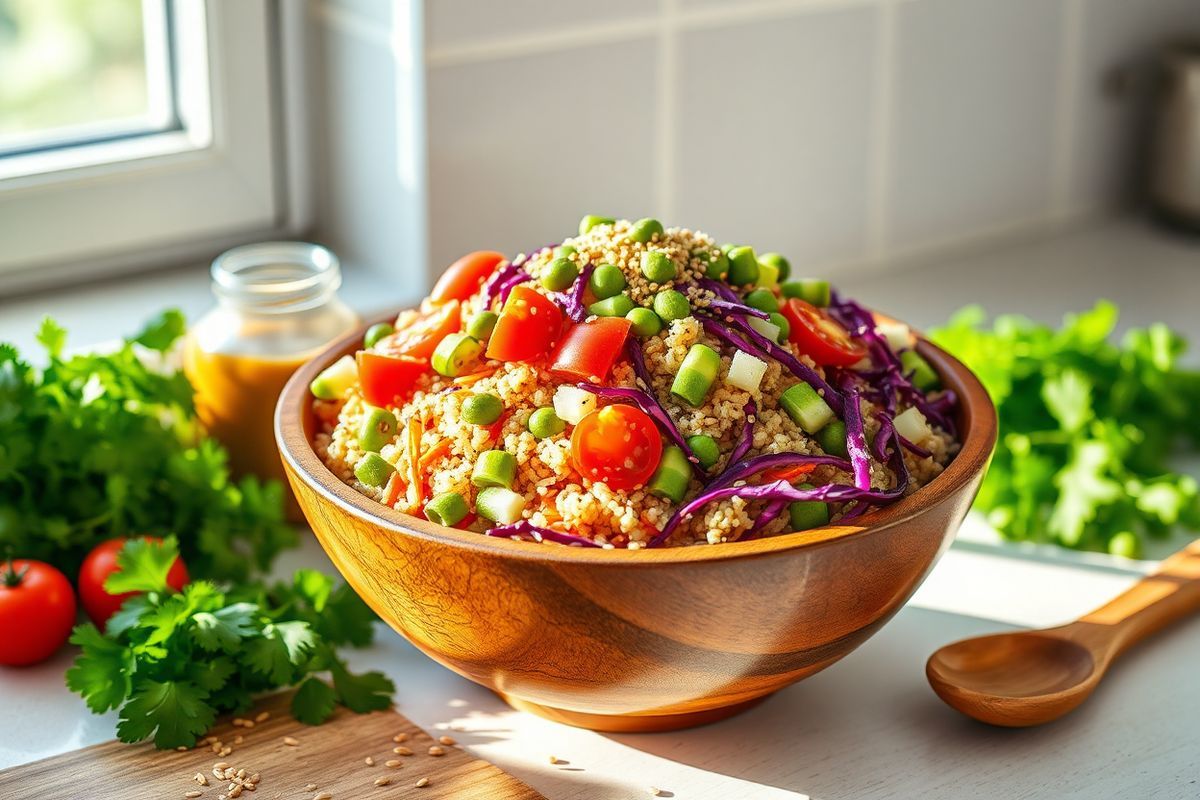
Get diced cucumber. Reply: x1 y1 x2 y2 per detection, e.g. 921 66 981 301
726 246 759 286
553 385 597 425
816 420 848 458
755 260 780 289
432 332 481 377
876 320 911 351
355 452 394 487
309 355 358 400
747 315 782 343
472 449 517 489
358 407 398 452
758 252 791 282
648 446 691 502
476 486 526 524
589 293 636 318
781 280 831 307
671 344 720 407
893 406 931 444
424 492 469 527
780 382 835 433
686 434 720 468
727 351 768 392
900 349 939 391
768 311 790 342
789 485 829 532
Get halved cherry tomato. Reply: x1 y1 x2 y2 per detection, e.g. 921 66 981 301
780 298 867 367
431 251 505 304
571 404 663 490
381 300 462 360
357 351 428 407
485 285 564 363
550 317 632 382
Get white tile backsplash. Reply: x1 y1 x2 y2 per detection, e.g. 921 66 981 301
888 0 1064 250
311 0 1200 284
675 8 878 270
426 37 660 273
426 0 659 51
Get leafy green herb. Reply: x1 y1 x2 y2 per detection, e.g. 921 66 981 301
931 302 1200 556
67 538 393 748
0 313 295 581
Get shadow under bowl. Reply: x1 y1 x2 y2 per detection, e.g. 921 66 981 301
275 314 997 732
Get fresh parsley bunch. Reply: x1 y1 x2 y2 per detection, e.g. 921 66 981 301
931 301 1200 556
0 312 296 580
66 538 394 748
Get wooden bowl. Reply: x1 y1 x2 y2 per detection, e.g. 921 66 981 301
275 317 997 732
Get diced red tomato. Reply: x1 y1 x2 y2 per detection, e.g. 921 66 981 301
570 404 663 490
430 251 505 304
381 300 462 360
780 299 867 368
485 285 563 362
550 317 632 382
357 351 428 407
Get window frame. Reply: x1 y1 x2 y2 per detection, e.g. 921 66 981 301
0 0 308 292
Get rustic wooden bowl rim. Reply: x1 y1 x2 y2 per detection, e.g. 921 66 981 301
276 309 997 566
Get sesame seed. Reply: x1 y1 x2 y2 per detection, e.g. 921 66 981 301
254 711 270 723
415 778 430 788
438 735 456 746
314 793 332 800
649 788 664 797
185 792 202 799
392 733 409 743
374 777 391 787
393 746 412 756
427 746 445 757
303 784 318 792
385 759 402 768
364 756 374 766
282 736 300 746
194 773 208 786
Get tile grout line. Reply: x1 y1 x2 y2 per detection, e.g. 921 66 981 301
655 0 680 221
865 0 897 265
1050 0 1085 221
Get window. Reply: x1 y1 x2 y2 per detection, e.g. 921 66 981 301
0 0 306 290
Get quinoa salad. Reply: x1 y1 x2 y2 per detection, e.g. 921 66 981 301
310 216 960 549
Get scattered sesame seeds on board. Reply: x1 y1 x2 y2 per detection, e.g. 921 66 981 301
0 694 544 800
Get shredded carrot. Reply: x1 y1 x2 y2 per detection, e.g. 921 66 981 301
407 418 423 510
382 471 405 507
418 439 453 473
760 463 817 484
454 365 499 386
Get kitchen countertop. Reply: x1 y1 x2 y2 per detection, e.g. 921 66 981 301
2 216 1198 798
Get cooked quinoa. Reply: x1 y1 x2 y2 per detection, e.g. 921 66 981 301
311 217 959 548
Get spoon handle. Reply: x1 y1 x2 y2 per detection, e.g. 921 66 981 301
1071 539 1200 659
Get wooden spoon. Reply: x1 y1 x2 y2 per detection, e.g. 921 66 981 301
926 538 1200 726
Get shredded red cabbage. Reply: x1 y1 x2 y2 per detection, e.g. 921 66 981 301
728 400 756 466
484 520 601 548
496 270 531 305
706 298 769 320
705 451 852 492
697 277 742 304
699 315 844 414
743 499 787 540
840 379 872 491
552 262 595 323
579 379 703 473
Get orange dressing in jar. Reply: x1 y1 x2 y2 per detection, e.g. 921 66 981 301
185 243 359 518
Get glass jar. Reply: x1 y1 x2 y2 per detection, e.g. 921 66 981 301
185 242 359 517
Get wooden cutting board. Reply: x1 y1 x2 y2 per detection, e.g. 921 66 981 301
0 692 544 799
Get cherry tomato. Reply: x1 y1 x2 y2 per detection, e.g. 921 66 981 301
571 404 663 490
380 300 462 360
780 298 867 367
357 351 428 407
430 251 506 304
550 317 633 382
0 559 76 666
79 537 189 630
485 285 564 363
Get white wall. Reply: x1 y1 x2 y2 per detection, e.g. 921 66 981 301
310 0 1200 292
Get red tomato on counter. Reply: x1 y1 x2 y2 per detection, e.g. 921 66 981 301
0 559 76 666
79 537 189 630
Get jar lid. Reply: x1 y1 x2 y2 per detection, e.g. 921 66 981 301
211 242 342 313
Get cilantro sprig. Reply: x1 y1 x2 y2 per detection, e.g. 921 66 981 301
0 312 296 581
931 301 1200 556
66 538 393 748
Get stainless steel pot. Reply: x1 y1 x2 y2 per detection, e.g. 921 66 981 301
1151 42 1200 227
